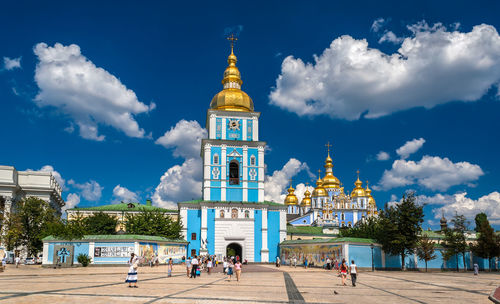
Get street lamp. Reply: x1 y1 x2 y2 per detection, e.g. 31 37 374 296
370 243 374 272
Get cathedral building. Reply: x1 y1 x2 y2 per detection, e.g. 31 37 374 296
178 39 287 262
285 149 378 229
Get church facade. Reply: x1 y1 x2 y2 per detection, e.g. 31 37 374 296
178 41 286 262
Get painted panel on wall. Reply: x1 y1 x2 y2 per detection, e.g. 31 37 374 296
187 209 201 256
267 211 280 260
207 209 215 255
280 244 343 267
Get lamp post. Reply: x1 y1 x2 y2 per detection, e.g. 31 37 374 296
370 243 374 272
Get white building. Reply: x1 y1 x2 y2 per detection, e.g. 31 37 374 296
0 165 65 239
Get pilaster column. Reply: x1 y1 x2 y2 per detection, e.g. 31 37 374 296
221 145 227 201
252 116 258 141
209 114 216 139
243 145 248 202
221 118 227 140
261 208 269 262
200 206 208 255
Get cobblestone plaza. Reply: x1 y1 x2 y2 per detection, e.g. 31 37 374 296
0 265 497 303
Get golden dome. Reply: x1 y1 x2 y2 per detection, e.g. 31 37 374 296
284 185 299 205
210 45 254 112
365 182 376 207
322 153 340 189
312 173 328 197
301 188 312 206
350 171 366 198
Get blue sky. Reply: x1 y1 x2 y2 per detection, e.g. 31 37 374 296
1 0 500 229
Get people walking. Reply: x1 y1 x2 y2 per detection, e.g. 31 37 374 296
186 256 192 277
167 258 173 277
293 256 297 268
473 263 479 275
276 256 280 267
304 257 308 269
223 257 228 274
227 259 234 281
235 258 242 282
125 253 139 288
15 256 20 268
350 260 357 287
190 255 199 278
207 258 212 275
340 259 348 286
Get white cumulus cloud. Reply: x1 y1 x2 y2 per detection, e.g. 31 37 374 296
430 192 500 225
270 22 500 120
3 56 21 70
37 165 66 190
112 185 138 203
264 158 313 203
376 151 390 161
33 42 155 141
378 31 404 44
371 18 388 33
63 193 80 212
153 120 206 209
377 155 484 191
68 179 103 201
396 138 425 159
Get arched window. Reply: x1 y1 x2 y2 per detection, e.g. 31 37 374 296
244 210 250 218
229 160 239 185
250 155 256 166
341 213 345 221
213 154 219 165
220 210 225 218
231 208 238 219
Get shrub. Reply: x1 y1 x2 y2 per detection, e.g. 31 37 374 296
77 254 91 267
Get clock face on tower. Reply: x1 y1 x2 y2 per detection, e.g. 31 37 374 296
228 119 240 131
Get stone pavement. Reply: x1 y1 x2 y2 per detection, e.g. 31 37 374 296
0 264 498 303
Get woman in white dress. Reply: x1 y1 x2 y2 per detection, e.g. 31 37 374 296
125 253 139 288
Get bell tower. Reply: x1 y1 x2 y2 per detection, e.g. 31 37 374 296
201 36 266 202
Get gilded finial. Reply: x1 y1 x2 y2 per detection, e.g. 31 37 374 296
227 34 237 54
317 169 321 179
325 141 332 156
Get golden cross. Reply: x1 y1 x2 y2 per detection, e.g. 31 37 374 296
288 178 293 187
366 180 369 187
356 170 360 178
325 142 332 154
318 169 322 178
227 34 238 52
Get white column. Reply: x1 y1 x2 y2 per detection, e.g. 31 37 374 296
261 208 269 262
353 211 358 225
42 242 49 265
134 242 140 256
203 144 211 201
252 117 258 141
89 242 95 264
221 118 227 140
180 208 188 239
258 146 265 202
343 243 349 263
221 145 227 201
242 119 247 141
279 209 287 242
243 146 248 202
200 206 208 255
209 114 216 139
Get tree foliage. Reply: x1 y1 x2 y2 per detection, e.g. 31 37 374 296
416 235 436 272
17 197 59 256
442 214 468 272
471 215 500 271
125 210 182 239
375 191 424 270
474 213 488 232
340 216 380 239
84 212 118 235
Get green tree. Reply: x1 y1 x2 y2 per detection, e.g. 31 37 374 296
2 212 23 251
375 192 424 270
340 216 380 239
416 235 436 272
471 215 500 271
17 197 59 256
84 212 118 235
474 213 488 232
125 210 182 239
442 214 468 272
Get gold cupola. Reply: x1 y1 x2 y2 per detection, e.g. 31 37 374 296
284 184 299 205
365 181 376 206
312 170 328 197
210 36 254 112
301 187 312 207
351 170 367 198
322 143 340 189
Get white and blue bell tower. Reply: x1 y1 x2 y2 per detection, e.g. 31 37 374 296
201 40 266 203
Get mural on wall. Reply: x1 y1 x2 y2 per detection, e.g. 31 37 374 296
53 245 75 267
158 245 186 263
139 242 157 261
281 244 343 266
94 246 134 258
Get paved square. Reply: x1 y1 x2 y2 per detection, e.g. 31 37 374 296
0 264 497 303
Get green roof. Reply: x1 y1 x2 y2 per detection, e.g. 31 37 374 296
178 199 285 207
68 202 177 213
421 230 445 239
281 237 377 245
287 226 327 235
42 234 188 243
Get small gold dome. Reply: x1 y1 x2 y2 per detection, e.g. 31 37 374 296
365 182 376 207
350 172 366 198
210 47 254 112
322 153 340 189
312 175 328 197
284 185 299 205
301 188 312 206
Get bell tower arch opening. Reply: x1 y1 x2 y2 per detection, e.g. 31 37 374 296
226 242 242 259
229 160 240 185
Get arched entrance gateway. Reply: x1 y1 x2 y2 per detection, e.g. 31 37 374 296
226 243 242 259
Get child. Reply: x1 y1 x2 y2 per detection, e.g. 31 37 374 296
227 259 234 281
223 258 228 274
167 258 173 277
